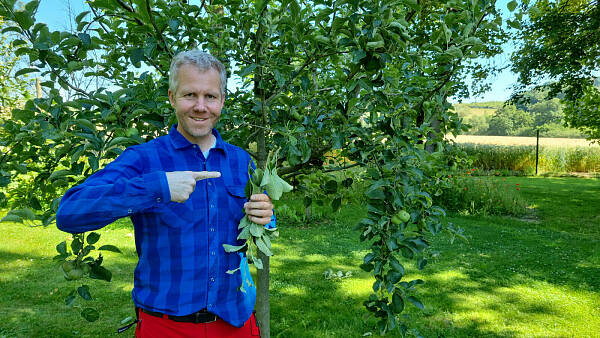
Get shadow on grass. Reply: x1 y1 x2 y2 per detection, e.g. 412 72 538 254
0 248 138 337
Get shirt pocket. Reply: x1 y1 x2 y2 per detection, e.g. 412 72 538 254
225 184 247 222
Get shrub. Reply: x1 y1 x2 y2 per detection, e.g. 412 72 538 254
436 172 528 216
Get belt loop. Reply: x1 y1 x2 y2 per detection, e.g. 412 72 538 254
194 311 201 324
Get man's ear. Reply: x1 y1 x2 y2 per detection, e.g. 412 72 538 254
168 89 175 108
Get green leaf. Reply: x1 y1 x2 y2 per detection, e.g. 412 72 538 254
107 137 137 149
260 168 272 188
2 26 22 34
71 238 83 254
14 68 39 77
78 33 91 46
365 186 385 199
391 292 404 314
98 245 122 253
49 169 71 181
507 0 517 12
86 232 100 245
13 11 34 30
303 196 312 208
130 47 145 67
249 222 265 237
77 285 92 300
89 265 112 282
9 208 36 221
168 18 180 31
323 179 338 194
386 238 399 251
331 196 342 212
253 257 263 269
407 296 425 310
65 290 77 306
239 64 257 77
81 308 100 322
446 46 463 59
1 214 22 223
223 243 246 252
390 258 405 275
75 11 90 24
417 258 427 270
56 241 68 255
254 236 273 256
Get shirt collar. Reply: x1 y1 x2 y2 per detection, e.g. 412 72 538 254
168 124 227 155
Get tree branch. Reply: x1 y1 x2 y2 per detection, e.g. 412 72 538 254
145 0 173 58
115 0 145 26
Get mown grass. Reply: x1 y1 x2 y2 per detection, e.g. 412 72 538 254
1 176 599 337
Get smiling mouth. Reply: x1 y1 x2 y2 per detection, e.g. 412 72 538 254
191 117 208 122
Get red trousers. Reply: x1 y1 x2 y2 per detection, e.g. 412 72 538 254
135 310 261 338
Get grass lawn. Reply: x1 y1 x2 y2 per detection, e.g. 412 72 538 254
1 176 599 337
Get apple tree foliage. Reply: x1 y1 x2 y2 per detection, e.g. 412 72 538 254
0 0 506 335
510 0 600 141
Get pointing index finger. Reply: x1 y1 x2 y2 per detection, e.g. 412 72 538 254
192 171 221 181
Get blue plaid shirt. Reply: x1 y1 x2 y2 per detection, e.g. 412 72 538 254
56 125 273 327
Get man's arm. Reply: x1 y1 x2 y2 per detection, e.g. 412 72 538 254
56 148 169 233
56 148 220 233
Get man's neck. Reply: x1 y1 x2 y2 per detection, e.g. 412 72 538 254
199 133 216 153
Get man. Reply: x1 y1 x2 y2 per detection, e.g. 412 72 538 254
56 50 273 337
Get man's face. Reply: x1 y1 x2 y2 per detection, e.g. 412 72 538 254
168 64 224 145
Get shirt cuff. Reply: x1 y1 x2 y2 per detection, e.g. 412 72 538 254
265 212 277 230
143 171 170 204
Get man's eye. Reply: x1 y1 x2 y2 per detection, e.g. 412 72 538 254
184 93 194 97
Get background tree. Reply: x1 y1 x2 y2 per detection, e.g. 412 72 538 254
0 0 507 335
511 0 600 141
0 16 34 210
487 104 533 135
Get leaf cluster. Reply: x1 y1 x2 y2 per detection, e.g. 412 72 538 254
53 231 122 322
223 150 292 291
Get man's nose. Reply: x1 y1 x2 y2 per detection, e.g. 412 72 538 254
193 97 208 111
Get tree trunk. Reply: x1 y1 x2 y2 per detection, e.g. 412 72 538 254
254 125 270 337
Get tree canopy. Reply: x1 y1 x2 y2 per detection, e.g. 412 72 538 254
511 0 600 141
0 0 508 335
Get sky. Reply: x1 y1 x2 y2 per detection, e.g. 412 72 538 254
36 0 520 103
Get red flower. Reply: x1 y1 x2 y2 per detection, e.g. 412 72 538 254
516 183 520 186
516 187 520 191
463 187 467 191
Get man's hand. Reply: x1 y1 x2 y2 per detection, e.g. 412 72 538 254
166 171 221 203
244 194 274 225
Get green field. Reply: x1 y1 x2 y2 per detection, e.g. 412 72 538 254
453 102 503 120
1 176 599 337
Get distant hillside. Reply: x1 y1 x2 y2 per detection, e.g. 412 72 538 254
453 101 501 119
452 100 584 138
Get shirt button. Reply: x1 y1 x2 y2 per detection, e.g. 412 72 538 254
127 208 133 214
210 228 215 232
211 251 215 256
208 303 213 308
156 197 161 203
210 277 215 282
208 182 212 186
210 204 214 208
